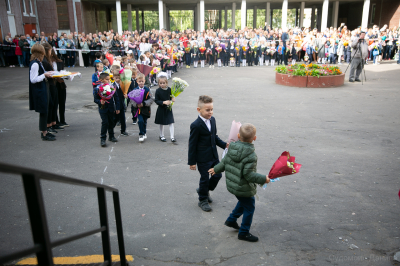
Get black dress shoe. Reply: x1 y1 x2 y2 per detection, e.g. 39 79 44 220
60 122 69 127
159 136 167 142
225 220 240 230
101 139 106 147
355 79 361 82
349 79 354 82
198 199 212 212
46 132 56 138
109 137 118 142
238 233 259 242
41 133 55 141
120 132 128 136
196 188 213 203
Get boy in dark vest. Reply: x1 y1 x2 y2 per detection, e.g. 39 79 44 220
209 123 270 242
188 95 229 212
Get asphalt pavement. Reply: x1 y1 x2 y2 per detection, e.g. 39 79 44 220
0 61 399 266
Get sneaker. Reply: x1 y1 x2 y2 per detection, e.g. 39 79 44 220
56 123 65 128
132 121 137 125
171 138 176 142
355 79 361 82
143 134 147 139
101 139 106 147
349 79 354 82
198 199 212 212
41 133 55 141
159 136 167 142
60 122 69 127
139 135 144 142
238 233 259 242
109 137 118 142
46 132 56 138
120 132 128 136
53 125 64 130
225 220 240 230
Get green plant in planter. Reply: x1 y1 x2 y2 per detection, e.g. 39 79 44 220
275 65 288 74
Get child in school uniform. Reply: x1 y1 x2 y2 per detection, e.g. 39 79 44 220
93 72 120 147
192 42 200 68
241 41 248 67
264 42 271 66
185 43 192 68
248 46 254 66
102 59 110 71
208 41 215 68
93 52 102 70
92 62 103 88
199 42 206 68
277 41 285 65
112 69 128 136
154 75 176 142
127 68 139 125
235 47 241 67
284 41 290 65
228 40 236 67
291 42 298 65
270 42 277 66
208 123 270 242
188 95 229 212
128 73 154 142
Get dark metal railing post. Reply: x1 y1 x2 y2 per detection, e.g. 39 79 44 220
97 187 112 265
22 174 54 266
113 191 127 266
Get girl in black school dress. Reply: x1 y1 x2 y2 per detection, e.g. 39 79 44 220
208 41 215 68
154 75 176 142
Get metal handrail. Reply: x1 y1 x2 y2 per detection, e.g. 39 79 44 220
0 162 128 266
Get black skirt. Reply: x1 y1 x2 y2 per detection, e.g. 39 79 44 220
154 87 174 125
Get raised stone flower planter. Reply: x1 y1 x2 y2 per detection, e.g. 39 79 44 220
275 72 345 88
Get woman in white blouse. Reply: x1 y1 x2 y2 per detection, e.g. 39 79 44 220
28 44 54 141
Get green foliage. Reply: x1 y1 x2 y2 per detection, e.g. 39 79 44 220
275 65 288 74
272 9 297 29
292 68 306 76
170 10 194 31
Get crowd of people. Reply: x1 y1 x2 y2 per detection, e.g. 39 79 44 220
3 23 400 69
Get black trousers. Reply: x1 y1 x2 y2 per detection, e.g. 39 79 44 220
131 104 138 123
197 158 222 201
209 55 214 65
47 82 58 124
82 53 90 67
56 81 67 124
39 85 50 131
223 54 229 66
99 111 115 140
114 107 126 133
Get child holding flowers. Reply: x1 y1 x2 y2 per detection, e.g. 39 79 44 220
154 75 176 142
93 72 120 147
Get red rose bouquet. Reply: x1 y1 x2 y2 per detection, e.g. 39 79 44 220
98 83 116 109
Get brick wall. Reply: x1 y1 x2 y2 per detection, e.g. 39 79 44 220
10 0 25 35
0 0 10 38
75 2 83 33
67 0 75 32
81 1 108 34
36 0 59 35
20 0 36 24
371 0 400 28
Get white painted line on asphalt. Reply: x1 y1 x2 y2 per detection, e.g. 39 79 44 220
103 166 107 173
109 155 111 161
111 147 114 152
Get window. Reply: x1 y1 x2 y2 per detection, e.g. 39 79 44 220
6 0 11 13
29 0 35 16
22 0 28 15
369 4 376 24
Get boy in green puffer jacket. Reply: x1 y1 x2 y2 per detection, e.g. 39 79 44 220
209 123 270 242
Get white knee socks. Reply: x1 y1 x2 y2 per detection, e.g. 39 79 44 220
260 55 264 66
217 59 221 67
242 59 246 66
292 59 296 65
271 59 275 66
160 124 174 139
201 60 205 67
194 61 198 68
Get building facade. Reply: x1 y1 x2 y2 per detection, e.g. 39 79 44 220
1 0 399 38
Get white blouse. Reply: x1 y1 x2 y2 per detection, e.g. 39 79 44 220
30 62 46 84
